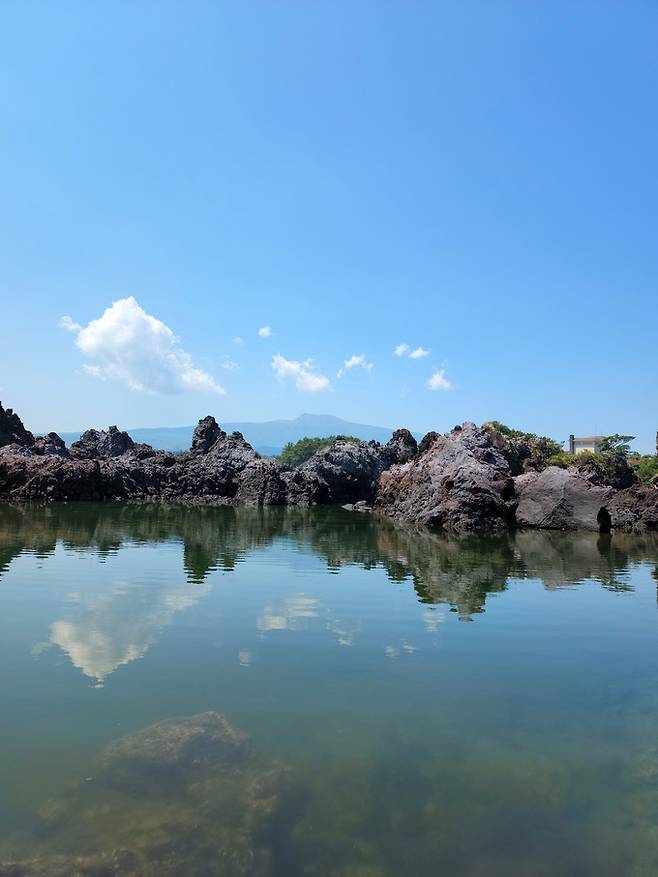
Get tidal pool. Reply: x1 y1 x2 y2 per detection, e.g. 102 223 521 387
0 503 657 875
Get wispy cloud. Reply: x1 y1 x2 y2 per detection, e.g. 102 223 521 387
258 326 272 338
233 336 243 345
427 369 452 391
337 353 373 378
272 353 330 392
60 296 225 395
222 360 240 371
59 315 82 332
395 342 430 360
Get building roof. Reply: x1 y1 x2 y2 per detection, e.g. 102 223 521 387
572 436 604 442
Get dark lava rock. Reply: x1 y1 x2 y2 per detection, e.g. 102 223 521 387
375 423 516 532
0 452 105 501
32 433 68 458
484 424 560 475
191 415 225 455
608 484 658 532
70 426 135 460
0 402 34 448
514 466 614 531
284 438 400 506
235 459 288 506
384 428 417 464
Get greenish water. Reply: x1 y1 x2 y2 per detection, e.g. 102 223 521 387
1 503 658 875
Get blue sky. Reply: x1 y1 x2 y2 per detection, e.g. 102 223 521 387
1 2 657 451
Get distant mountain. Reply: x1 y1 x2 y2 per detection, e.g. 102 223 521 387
60 413 417 457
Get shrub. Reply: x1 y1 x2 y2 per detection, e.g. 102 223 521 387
279 435 360 468
631 455 658 486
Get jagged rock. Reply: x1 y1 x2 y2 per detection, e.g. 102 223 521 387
0 402 34 448
485 425 561 475
190 415 225 455
514 466 614 531
375 423 516 532
284 439 396 506
70 426 134 460
32 432 68 457
608 484 658 532
384 428 417 464
234 459 288 506
0 453 105 501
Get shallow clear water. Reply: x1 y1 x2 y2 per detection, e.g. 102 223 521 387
1 503 658 875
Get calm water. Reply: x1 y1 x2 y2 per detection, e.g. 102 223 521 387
1 503 658 875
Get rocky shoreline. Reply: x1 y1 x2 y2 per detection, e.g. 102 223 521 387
0 402 656 533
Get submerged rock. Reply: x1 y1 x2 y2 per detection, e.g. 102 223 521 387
1 712 291 877
99 711 250 786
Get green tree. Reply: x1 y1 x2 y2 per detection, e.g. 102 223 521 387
598 434 635 455
279 435 360 468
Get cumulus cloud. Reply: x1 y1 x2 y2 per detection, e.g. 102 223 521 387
394 343 409 357
427 369 452 391
337 353 373 378
61 296 225 395
233 336 243 344
409 346 430 359
272 353 330 392
258 326 272 338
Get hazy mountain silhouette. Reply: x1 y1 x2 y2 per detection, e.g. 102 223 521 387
60 413 416 456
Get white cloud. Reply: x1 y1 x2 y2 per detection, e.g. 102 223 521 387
222 360 240 371
409 346 430 359
233 336 243 345
394 343 409 357
61 296 225 395
59 315 82 332
272 353 330 392
427 369 452 391
337 353 373 378
258 326 272 338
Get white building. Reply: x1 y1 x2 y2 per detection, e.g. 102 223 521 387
568 435 604 455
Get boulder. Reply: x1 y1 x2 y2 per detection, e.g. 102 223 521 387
514 466 614 531
375 423 516 532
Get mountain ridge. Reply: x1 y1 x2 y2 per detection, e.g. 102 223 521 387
59 413 421 456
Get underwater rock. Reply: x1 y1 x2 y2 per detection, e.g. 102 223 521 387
99 711 250 786
1 712 291 877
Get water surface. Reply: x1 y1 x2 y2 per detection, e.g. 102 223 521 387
1 503 658 875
